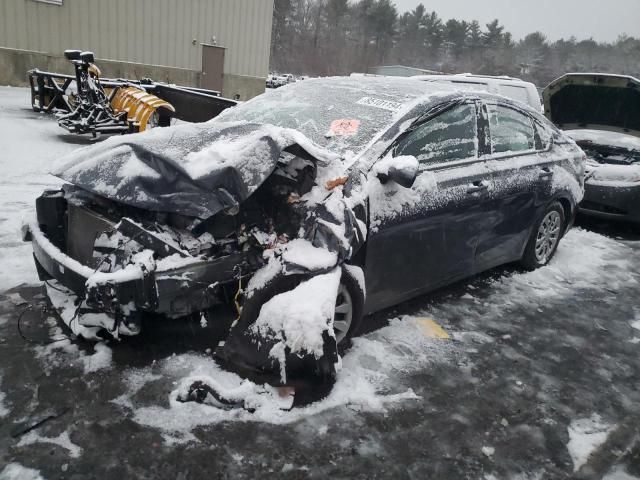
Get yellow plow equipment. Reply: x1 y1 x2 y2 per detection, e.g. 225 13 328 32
111 86 176 132
29 49 238 138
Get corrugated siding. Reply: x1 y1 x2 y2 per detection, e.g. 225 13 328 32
0 0 274 77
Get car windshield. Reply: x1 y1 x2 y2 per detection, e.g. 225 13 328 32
216 77 430 157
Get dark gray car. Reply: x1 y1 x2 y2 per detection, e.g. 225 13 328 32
26 76 585 393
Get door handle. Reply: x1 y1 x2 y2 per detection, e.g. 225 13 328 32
539 167 553 178
467 180 489 194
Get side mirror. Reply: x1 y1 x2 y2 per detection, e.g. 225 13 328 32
376 156 419 188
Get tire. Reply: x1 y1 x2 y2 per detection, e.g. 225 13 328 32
520 201 566 270
240 265 365 352
334 265 365 353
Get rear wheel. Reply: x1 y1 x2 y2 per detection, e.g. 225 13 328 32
520 202 565 270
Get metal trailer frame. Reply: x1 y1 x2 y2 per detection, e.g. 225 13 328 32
27 68 238 126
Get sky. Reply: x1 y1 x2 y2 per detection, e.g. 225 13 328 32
392 0 640 43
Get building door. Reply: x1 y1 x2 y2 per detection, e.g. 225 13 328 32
201 44 225 92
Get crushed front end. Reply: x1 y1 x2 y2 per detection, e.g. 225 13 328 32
25 121 366 394
25 183 292 337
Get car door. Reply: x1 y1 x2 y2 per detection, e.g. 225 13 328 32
473 101 552 271
364 101 495 313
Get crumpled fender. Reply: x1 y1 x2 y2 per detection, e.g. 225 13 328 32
216 172 366 388
216 271 340 388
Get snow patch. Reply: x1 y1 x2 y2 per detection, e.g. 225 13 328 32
17 430 83 458
115 316 456 443
80 343 113 374
0 374 10 417
280 238 339 271
0 463 45 480
567 414 615 472
252 269 341 378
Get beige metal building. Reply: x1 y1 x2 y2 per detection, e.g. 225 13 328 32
0 0 274 99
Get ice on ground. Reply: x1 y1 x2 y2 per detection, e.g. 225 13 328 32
80 343 113 374
0 373 10 417
17 430 83 458
0 463 45 480
567 414 615 472
110 226 637 444
114 316 456 444
0 86 79 293
34 319 82 374
603 465 640 480
425 228 636 334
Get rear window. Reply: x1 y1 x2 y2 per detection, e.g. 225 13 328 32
499 85 530 106
488 104 535 154
449 81 489 92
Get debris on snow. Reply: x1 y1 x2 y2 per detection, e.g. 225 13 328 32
114 316 455 444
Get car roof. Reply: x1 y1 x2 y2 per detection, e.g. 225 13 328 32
295 75 479 106
411 73 530 84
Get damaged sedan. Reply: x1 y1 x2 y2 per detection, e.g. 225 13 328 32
544 73 640 223
25 76 585 393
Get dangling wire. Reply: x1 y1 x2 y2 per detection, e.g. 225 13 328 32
233 266 244 319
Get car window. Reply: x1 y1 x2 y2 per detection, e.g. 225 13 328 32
535 122 553 150
393 104 478 165
499 85 530 106
487 104 535 154
450 81 489 92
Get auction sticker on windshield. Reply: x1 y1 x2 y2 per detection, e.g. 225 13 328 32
327 119 360 136
356 97 403 112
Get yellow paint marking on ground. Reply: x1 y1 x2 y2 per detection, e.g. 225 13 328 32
415 317 450 339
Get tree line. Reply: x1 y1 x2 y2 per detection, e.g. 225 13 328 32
270 0 640 87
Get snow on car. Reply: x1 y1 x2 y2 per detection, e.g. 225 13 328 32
543 73 640 223
24 76 585 401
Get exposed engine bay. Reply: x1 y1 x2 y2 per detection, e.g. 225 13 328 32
577 142 640 166
33 153 321 326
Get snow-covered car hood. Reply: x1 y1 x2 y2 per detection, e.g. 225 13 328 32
587 164 640 184
53 121 337 219
567 129 640 152
543 74 640 137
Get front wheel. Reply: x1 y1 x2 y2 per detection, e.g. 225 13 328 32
334 265 365 352
520 202 565 270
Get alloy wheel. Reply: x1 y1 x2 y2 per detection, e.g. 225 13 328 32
333 283 353 344
534 210 561 264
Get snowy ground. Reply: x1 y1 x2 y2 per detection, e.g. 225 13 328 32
1 86 640 479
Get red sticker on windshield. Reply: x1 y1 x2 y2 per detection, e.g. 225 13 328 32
328 119 360 136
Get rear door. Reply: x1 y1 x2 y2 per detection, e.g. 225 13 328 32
364 101 495 313
473 101 552 271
